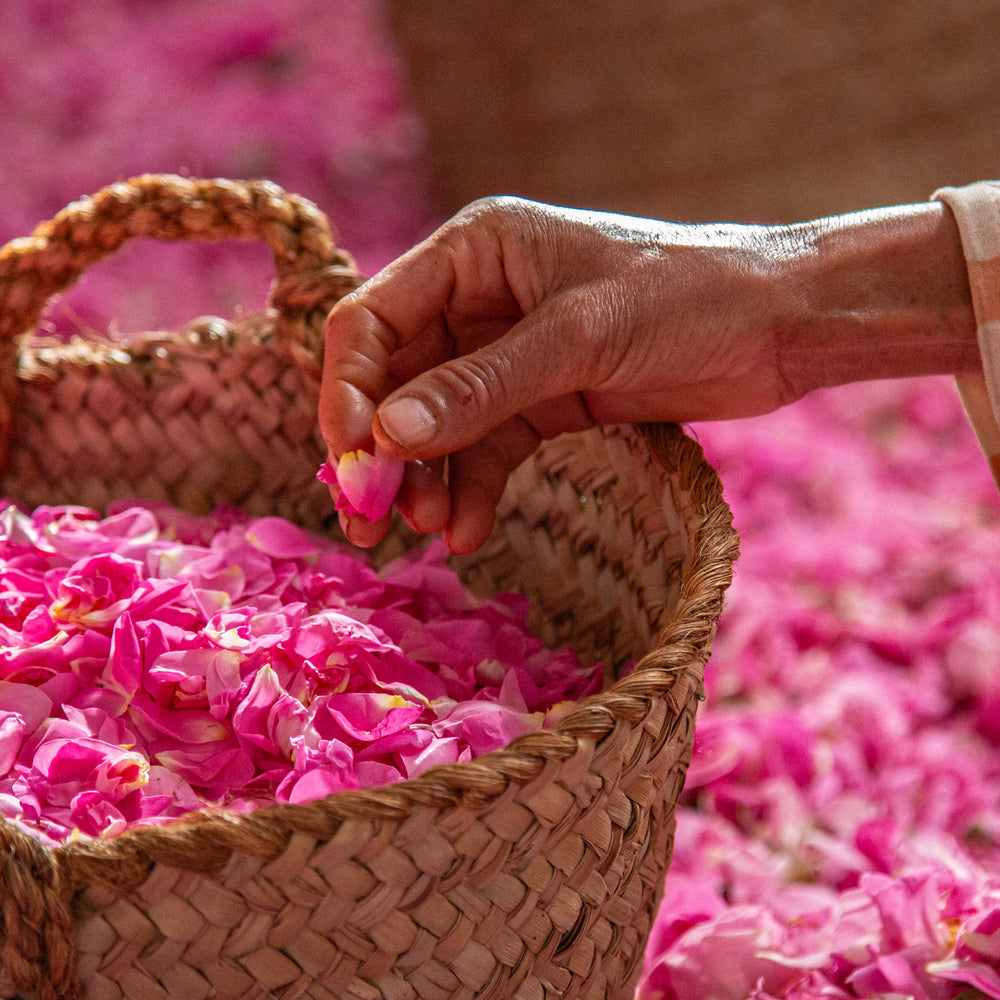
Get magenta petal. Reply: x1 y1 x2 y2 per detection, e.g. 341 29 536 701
128 694 230 744
29 737 148 807
231 664 307 755
282 766 355 804
930 960 1000 999
49 552 145 627
312 692 424 743
326 448 404 522
70 791 128 838
0 712 26 776
276 737 358 802
0 681 52 733
354 760 403 787
245 518 320 559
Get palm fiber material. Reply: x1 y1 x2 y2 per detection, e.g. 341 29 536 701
0 175 738 1000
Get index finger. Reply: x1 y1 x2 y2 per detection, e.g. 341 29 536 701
319 238 457 457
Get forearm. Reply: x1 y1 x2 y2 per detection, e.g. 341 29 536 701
773 201 979 395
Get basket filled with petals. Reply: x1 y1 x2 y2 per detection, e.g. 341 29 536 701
0 175 738 1000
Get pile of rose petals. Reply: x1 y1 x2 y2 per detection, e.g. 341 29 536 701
637 377 1000 1000
0 500 600 847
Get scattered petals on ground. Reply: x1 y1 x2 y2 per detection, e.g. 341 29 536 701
638 378 1000 999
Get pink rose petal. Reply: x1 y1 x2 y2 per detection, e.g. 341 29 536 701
245 518 320 559
319 448 404 522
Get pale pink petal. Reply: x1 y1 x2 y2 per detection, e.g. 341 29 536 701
433 700 544 755
321 448 404 522
0 681 52 733
128 695 230 745
955 905 1000 960
399 734 464 777
0 712 26 776
929 959 1000 999
354 760 403 787
153 744 255 799
105 613 143 701
204 648 247 720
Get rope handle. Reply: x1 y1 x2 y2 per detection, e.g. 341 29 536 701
0 173 363 350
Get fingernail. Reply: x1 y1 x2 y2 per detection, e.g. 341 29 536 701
379 396 437 448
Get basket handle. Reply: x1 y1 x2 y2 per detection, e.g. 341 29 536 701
0 173 363 349
0 174 363 469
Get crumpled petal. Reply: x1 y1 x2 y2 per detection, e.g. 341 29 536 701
231 664 308 756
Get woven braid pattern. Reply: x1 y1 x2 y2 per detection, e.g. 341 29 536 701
0 178 739 999
4 318 341 532
0 174 360 350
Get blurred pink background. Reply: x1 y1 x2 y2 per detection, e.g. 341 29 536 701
0 0 436 335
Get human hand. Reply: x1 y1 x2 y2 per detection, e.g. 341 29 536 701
319 196 976 552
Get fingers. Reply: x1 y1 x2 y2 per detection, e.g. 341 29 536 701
319 236 459 456
319 237 461 543
323 280 603 552
318 198 600 551
395 459 451 536
322 196 571 461
442 416 542 554
338 507 392 548
336 457 450 548
335 417 540 553
371 298 596 460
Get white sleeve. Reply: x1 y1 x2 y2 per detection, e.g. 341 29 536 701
934 181 1000 484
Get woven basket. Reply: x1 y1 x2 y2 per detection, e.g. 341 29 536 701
0 175 738 1000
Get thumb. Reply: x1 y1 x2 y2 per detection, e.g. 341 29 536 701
373 308 587 459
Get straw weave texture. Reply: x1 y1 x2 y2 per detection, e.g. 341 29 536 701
0 175 738 1000
387 0 1000 224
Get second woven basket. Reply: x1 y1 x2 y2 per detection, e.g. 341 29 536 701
0 175 738 1000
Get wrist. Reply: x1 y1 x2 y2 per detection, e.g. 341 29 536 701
772 201 979 398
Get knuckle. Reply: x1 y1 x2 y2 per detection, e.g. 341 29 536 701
456 194 532 223
446 197 545 251
323 288 357 334
439 352 512 412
